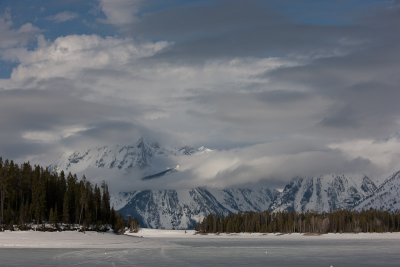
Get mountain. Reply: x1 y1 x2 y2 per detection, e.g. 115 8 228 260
115 187 278 229
51 137 212 179
52 138 171 175
113 174 377 229
355 171 400 212
51 138 400 229
271 175 377 213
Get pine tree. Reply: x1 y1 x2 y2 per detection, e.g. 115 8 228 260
62 191 70 224
49 208 57 226
101 181 111 223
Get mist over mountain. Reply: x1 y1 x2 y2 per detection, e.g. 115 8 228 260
51 137 215 192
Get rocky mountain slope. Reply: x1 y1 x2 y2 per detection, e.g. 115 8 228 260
115 187 278 229
271 175 377 213
355 171 400 212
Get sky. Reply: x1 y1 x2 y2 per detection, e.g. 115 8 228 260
1 0 400 189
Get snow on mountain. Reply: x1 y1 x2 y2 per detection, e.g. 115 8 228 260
178 145 213 155
117 187 278 229
355 171 400 212
208 187 278 213
52 138 172 175
271 174 377 213
110 192 138 211
51 138 213 179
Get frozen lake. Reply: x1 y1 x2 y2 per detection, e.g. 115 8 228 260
0 235 399 266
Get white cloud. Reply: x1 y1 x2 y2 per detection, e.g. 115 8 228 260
22 131 59 143
109 140 374 190
4 33 293 107
99 0 141 26
0 10 40 50
8 34 169 81
22 125 90 143
0 32 305 154
46 11 78 23
173 142 374 188
329 138 400 173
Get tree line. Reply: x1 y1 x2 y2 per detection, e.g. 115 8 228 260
0 157 125 233
197 210 400 234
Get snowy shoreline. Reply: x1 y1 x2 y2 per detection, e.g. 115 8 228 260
127 228 400 240
0 231 164 249
1 229 400 249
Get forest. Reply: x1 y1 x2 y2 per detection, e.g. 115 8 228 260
0 157 126 233
197 210 400 234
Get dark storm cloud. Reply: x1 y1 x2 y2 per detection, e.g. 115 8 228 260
319 106 360 129
265 49 400 137
0 86 133 159
60 120 168 148
131 0 363 62
253 3 400 140
0 87 114 128
255 90 311 104
0 139 51 160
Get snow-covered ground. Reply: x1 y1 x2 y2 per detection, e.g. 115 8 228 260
1 230 400 267
0 231 164 248
127 228 400 240
1 229 400 249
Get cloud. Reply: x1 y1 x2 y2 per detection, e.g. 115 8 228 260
94 139 377 191
99 0 141 26
265 46 400 140
0 86 131 160
178 141 375 189
22 125 89 143
0 1 399 190
0 9 40 50
329 137 400 173
46 11 78 23
129 0 363 62
7 34 169 81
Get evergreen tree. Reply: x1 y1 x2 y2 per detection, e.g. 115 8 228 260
0 157 129 233
101 181 111 224
198 210 400 234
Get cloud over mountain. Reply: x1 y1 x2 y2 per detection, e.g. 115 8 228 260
0 1 399 188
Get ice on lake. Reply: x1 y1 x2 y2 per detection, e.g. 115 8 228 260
0 231 399 266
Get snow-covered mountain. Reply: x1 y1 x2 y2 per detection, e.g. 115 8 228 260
355 171 400 212
115 187 278 229
51 137 212 179
113 174 378 229
271 175 377 213
51 138 400 229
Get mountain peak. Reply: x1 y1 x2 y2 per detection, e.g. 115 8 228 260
134 137 155 169
135 137 146 146
51 139 214 176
